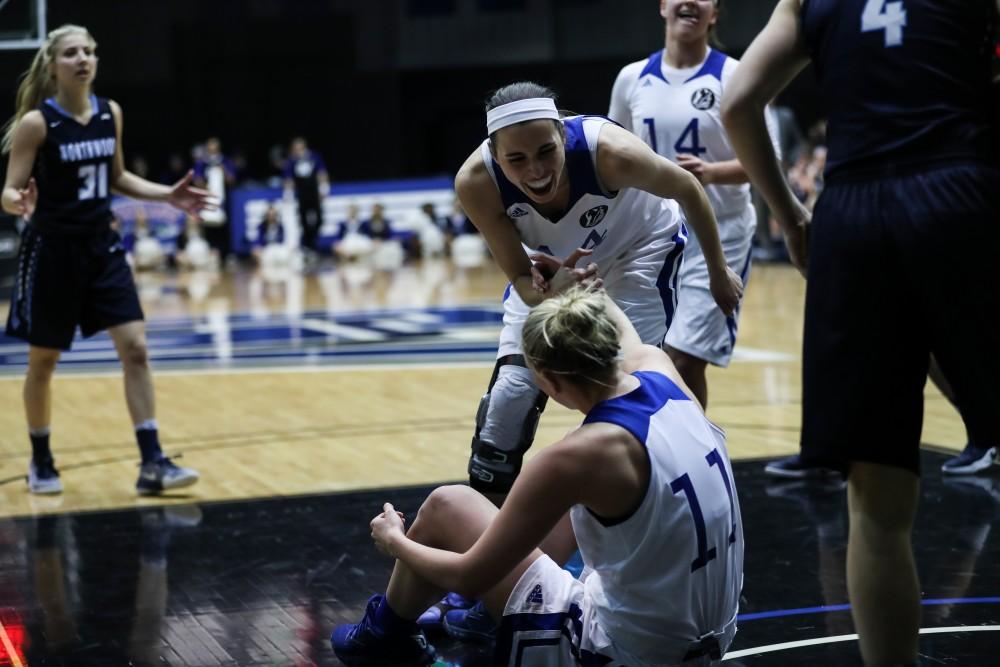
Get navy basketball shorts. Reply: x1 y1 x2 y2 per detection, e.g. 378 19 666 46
800 162 1000 474
5 225 145 350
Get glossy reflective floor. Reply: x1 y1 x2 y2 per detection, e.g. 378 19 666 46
0 259 990 665
1 451 998 666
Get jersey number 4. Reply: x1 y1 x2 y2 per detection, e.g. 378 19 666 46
670 448 737 573
861 0 906 48
78 163 109 201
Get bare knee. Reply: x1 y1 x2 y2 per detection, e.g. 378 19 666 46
27 351 60 381
848 462 919 537
411 485 485 546
417 485 477 526
118 336 150 369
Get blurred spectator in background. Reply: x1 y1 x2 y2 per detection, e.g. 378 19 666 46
366 201 404 271
414 201 446 258
282 137 329 256
176 216 216 271
361 202 393 241
253 204 296 269
445 196 475 237
125 208 166 272
334 203 373 261
193 137 238 263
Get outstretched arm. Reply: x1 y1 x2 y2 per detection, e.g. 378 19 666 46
721 0 811 273
597 123 743 315
108 101 214 217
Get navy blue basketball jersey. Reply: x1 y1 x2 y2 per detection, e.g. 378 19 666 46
32 96 117 235
801 0 998 179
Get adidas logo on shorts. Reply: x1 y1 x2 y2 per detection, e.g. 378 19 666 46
525 584 544 606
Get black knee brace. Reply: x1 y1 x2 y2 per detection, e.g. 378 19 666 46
467 355 547 494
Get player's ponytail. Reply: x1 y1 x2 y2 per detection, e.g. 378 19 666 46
2 24 95 154
522 286 620 387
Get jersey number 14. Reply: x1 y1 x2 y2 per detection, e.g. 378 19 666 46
642 118 707 157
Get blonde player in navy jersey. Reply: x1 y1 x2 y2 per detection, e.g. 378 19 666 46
609 0 781 407
332 280 744 666
1 25 212 496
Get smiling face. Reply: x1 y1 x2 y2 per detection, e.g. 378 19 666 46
491 119 567 205
50 32 98 91
661 0 718 43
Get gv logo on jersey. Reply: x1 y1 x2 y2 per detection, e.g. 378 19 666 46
579 205 608 228
691 88 716 111
508 206 529 218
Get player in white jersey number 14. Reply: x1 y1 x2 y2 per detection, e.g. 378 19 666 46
609 0 782 407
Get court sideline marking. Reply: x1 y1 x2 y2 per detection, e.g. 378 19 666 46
0 617 24 667
723 625 1000 660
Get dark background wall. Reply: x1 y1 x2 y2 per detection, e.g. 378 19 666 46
0 0 820 183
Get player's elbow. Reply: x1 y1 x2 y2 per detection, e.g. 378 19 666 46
672 169 707 211
721 85 763 134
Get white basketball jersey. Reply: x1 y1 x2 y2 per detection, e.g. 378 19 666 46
481 116 680 274
572 371 743 664
484 116 685 350
609 49 780 222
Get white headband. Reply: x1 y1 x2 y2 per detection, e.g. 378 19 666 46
486 98 559 135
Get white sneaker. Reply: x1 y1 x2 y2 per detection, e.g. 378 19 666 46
28 460 63 495
136 457 200 495
941 445 998 475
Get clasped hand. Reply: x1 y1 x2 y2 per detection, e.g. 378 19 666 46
370 502 407 557
529 247 603 296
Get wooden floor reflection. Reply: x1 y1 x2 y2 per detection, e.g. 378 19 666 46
0 259 965 518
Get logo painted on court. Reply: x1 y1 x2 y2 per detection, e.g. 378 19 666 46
691 88 716 111
579 205 608 228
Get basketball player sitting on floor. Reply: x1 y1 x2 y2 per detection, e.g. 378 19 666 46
331 274 745 666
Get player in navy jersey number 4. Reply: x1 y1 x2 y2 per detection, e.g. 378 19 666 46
722 1 1000 665
1 25 213 497
332 282 744 666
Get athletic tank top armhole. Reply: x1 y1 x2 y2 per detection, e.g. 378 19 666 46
580 370 686 527
577 116 622 199
585 439 653 528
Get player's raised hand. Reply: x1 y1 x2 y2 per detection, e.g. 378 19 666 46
168 170 217 218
